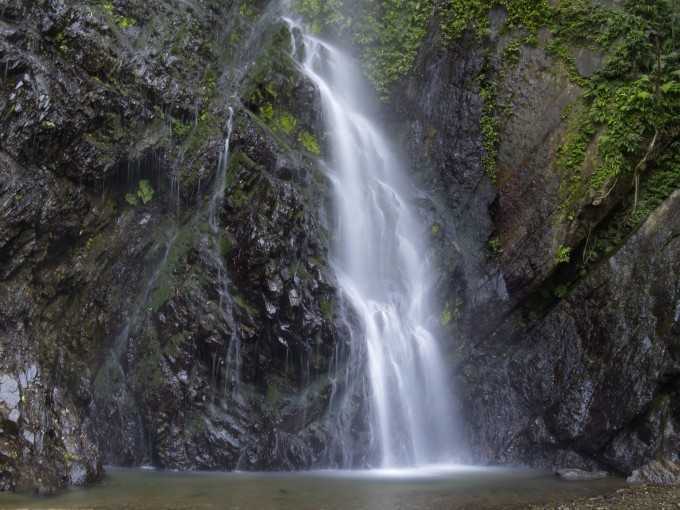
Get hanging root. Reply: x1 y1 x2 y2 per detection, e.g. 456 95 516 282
632 129 659 213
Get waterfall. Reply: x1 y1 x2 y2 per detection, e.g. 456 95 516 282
285 18 458 467
206 107 242 398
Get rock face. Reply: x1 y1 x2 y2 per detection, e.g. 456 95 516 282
394 6 680 475
0 0 679 494
628 460 680 486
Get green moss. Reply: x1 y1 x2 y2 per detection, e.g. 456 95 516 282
149 283 172 312
172 119 192 139
440 305 453 327
274 112 297 134
164 333 186 357
488 237 503 255
554 284 570 299
184 111 221 160
98 0 137 30
54 31 69 53
239 3 258 18
319 297 333 320
260 103 274 122
233 294 259 317
133 331 163 397
115 16 136 29
298 130 321 155
149 224 199 312
266 382 281 404
219 236 233 258
479 68 499 182
440 298 463 327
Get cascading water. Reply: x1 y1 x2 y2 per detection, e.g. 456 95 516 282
285 17 458 467
206 107 242 398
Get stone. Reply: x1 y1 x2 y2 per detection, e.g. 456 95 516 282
628 460 680 486
557 468 609 481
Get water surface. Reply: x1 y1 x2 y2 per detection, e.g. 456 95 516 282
0 466 627 509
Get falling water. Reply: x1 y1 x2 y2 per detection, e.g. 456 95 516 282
285 17 458 468
209 107 234 235
205 107 242 397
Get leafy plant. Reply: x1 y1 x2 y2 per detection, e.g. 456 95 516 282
488 237 503 255
298 131 321 155
125 180 155 206
295 0 433 98
555 245 571 265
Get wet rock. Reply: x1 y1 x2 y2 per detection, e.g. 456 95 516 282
557 468 608 481
627 460 680 486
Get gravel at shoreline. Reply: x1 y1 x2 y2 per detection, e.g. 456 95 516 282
531 485 680 509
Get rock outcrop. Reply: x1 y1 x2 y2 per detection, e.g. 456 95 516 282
628 460 680 486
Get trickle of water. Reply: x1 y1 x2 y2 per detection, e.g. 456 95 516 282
209 107 234 234
202 107 242 399
285 17 458 468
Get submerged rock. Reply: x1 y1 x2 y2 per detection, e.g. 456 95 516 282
557 468 608 481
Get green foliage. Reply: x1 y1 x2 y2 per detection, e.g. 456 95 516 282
480 79 499 181
274 112 297 134
260 103 274 121
439 0 552 44
55 31 69 53
354 0 433 98
553 0 680 220
125 193 138 206
555 244 571 265
440 298 463 326
172 119 192 139
239 4 258 18
99 0 136 30
582 141 680 265
115 16 136 29
125 179 155 206
295 0 433 98
220 236 233 258
319 297 333 320
233 294 259 317
298 130 321 155
488 237 503 255
440 303 453 327
554 284 569 299
201 68 218 99
294 0 349 34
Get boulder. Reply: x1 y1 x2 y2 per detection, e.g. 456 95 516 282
628 460 680 486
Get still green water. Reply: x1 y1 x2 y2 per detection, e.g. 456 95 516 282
0 465 625 509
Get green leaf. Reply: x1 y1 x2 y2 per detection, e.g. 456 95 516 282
137 180 154 205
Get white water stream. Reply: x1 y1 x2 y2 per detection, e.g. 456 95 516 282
285 17 458 467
